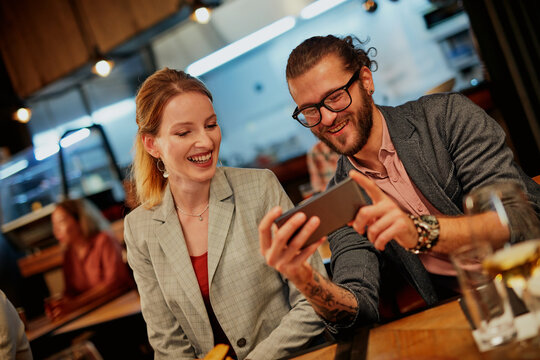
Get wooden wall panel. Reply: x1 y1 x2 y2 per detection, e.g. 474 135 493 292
77 0 138 53
0 0 184 98
0 1 42 97
23 0 89 85
0 0 89 98
77 0 183 53
130 0 181 31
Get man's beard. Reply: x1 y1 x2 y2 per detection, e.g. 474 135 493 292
315 92 373 157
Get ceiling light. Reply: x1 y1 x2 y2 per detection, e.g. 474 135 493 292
34 144 60 161
0 159 29 180
363 0 378 13
187 16 296 76
92 58 114 77
300 0 348 19
13 107 32 123
60 128 91 148
192 6 211 24
70 0 115 78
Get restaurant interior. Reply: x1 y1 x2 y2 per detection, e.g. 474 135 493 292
0 0 539 359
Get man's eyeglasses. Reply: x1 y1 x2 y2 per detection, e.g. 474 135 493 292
292 70 360 128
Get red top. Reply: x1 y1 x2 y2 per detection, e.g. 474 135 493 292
63 231 133 297
190 252 237 359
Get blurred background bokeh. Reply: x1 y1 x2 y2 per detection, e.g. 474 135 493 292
0 0 539 357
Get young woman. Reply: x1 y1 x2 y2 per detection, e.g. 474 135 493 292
124 68 326 360
49 199 133 318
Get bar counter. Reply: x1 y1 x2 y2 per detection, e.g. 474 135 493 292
291 299 537 360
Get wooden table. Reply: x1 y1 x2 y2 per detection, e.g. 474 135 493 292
292 300 534 360
25 289 140 342
53 289 141 335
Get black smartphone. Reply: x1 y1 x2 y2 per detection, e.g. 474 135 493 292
274 177 368 248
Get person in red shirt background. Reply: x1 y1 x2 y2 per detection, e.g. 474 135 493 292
47 198 134 319
306 141 339 194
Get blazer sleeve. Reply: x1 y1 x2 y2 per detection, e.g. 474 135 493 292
245 170 326 360
124 216 196 360
0 290 32 360
440 93 540 242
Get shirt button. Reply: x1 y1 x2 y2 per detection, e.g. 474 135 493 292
237 338 247 347
391 177 398 182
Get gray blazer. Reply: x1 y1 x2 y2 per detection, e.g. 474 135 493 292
326 93 540 333
124 167 326 360
0 290 32 360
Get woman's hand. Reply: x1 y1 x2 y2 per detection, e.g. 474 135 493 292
44 296 69 320
258 206 325 285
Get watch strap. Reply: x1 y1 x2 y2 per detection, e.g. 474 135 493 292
407 214 440 254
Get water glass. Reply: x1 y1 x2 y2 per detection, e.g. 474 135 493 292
451 241 518 348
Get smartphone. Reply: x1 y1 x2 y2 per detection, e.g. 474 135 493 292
274 177 368 248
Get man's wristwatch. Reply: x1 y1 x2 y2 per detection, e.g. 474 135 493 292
407 214 440 254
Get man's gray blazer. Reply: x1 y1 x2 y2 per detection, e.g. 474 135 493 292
325 93 540 333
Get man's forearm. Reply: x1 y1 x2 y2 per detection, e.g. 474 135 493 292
291 264 358 324
435 212 509 253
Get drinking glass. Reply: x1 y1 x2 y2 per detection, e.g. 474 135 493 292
463 181 540 355
451 241 518 348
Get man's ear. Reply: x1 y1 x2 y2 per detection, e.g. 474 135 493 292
141 133 160 159
360 66 374 94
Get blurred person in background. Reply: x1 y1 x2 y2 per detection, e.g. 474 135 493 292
47 199 134 319
307 140 339 194
124 68 326 360
0 289 32 360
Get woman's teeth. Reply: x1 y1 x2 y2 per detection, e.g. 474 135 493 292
188 153 212 163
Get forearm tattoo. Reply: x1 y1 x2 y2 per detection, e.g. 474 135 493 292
305 272 359 324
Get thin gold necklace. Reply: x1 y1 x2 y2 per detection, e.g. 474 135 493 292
175 203 209 221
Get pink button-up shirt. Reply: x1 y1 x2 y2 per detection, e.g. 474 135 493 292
348 112 455 276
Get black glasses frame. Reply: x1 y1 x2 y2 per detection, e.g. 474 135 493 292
292 70 360 128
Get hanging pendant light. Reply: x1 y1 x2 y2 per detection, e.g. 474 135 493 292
92 56 115 77
70 1 115 78
13 107 32 123
190 0 222 24
192 5 211 24
363 0 378 13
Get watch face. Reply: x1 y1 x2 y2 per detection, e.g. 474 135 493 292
422 215 439 226
420 215 440 240
408 215 440 253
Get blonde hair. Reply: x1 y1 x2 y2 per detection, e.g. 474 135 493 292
55 199 109 240
132 68 213 208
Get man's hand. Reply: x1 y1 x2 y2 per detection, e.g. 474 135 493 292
349 170 417 251
258 206 325 284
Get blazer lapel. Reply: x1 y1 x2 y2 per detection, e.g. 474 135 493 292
207 168 234 287
152 186 210 326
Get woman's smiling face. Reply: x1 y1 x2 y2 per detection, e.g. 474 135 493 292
143 91 221 186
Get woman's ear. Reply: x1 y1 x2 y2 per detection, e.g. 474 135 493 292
141 133 160 159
